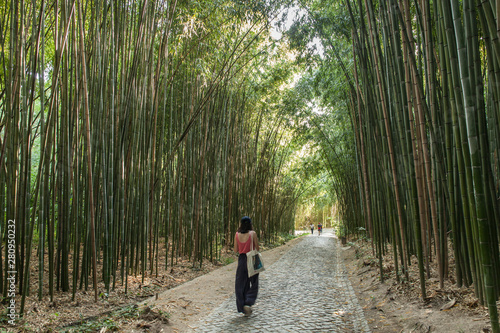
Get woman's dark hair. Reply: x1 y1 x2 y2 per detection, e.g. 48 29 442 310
238 216 253 233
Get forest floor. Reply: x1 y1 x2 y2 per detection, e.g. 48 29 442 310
2 231 496 332
343 238 494 332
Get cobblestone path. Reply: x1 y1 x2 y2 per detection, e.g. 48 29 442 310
190 230 371 332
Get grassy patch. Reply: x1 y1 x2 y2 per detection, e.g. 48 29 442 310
60 304 169 332
263 232 300 250
221 256 236 265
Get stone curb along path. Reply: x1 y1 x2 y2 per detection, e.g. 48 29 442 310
190 230 371 333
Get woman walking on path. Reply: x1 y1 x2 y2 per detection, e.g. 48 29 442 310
234 216 260 316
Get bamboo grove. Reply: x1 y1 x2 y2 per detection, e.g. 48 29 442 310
300 0 500 330
3 0 500 329
0 0 302 313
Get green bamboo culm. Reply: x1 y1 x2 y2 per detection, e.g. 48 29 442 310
1 0 303 315
339 0 500 329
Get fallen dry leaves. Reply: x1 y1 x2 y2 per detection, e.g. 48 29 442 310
0 247 238 332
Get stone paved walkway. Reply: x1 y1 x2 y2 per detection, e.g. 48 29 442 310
190 230 371 332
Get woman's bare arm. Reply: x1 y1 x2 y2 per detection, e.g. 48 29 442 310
253 231 259 251
234 233 239 253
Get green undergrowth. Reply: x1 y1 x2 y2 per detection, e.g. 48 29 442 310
58 304 169 332
346 238 377 265
262 232 303 250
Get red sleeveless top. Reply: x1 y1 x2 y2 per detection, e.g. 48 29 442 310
236 232 253 254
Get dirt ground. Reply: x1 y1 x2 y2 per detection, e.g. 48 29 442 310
342 239 494 333
5 233 496 332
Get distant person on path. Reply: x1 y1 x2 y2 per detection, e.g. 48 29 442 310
318 222 322 236
233 216 259 316
310 224 314 235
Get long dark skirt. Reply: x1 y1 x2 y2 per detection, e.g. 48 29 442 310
235 253 259 313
